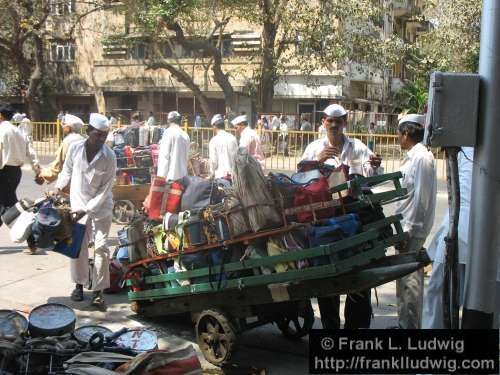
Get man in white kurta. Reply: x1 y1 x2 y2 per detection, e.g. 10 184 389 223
38 114 85 184
302 134 379 176
300 104 382 330
208 114 238 179
12 113 40 175
54 113 116 308
394 114 437 329
232 115 265 168
0 105 40 226
157 111 190 181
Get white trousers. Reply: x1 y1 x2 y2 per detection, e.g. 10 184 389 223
396 237 426 329
70 215 112 292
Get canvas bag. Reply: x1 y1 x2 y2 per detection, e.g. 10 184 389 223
143 177 183 221
53 223 86 258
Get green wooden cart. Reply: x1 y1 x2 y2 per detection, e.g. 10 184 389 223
125 172 430 366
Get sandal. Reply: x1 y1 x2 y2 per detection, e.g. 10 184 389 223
91 292 106 309
70 286 84 302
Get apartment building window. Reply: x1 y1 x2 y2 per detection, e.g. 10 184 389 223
50 41 76 62
49 0 76 15
130 43 149 59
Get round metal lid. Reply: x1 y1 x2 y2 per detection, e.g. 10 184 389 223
73 325 113 345
28 303 76 331
0 309 28 339
114 329 158 352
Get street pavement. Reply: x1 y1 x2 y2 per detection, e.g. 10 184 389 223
0 159 449 374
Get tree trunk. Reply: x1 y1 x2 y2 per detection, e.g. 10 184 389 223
147 61 212 119
259 0 278 113
24 35 44 120
164 21 236 116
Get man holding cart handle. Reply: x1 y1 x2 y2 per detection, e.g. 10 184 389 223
51 113 116 309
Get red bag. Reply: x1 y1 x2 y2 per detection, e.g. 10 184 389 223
150 144 160 167
123 145 135 166
104 259 125 294
115 345 202 374
293 176 339 223
166 181 183 214
143 177 184 221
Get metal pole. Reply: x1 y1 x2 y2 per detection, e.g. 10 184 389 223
443 147 460 329
462 0 500 329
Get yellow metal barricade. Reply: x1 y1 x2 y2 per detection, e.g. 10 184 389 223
29 122 446 178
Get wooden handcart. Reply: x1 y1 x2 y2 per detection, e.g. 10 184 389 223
124 173 429 366
112 174 150 224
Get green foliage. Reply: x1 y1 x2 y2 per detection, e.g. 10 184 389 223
393 79 428 113
418 0 482 73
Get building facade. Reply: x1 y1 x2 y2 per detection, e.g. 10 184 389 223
44 0 426 127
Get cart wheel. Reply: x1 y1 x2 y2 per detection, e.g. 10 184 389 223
113 200 136 224
196 309 236 366
277 301 315 340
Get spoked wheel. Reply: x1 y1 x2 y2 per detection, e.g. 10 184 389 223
276 300 315 339
196 309 236 366
112 200 136 224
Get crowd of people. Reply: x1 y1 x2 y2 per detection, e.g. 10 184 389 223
0 102 492 330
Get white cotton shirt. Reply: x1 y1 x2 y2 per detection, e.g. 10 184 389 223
55 140 117 220
209 130 238 178
426 147 473 264
301 136 378 176
0 120 28 169
239 126 265 166
395 142 437 239
157 124 190 181
18 120 39 170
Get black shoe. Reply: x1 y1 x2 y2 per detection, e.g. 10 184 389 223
70 284 84 301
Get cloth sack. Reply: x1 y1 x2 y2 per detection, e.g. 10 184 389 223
133 147 153 168
178 175 222 211
267 237 296 273
9 211 35 243
267 172 302 210
115 346 202 375
233 148 282 232
53 223 86 258
124 127 139 147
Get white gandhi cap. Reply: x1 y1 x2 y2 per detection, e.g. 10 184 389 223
89 113 110 131
323 104 347 118
167 111 182 123
231 114 247 126
62 114 84 131
398 114 426 127
211 114 224 126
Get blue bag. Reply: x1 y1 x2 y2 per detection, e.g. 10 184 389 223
113 145 128 168
308 213 361 266
53 223 86 258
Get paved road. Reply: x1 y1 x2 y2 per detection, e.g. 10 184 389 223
0 160 449 373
